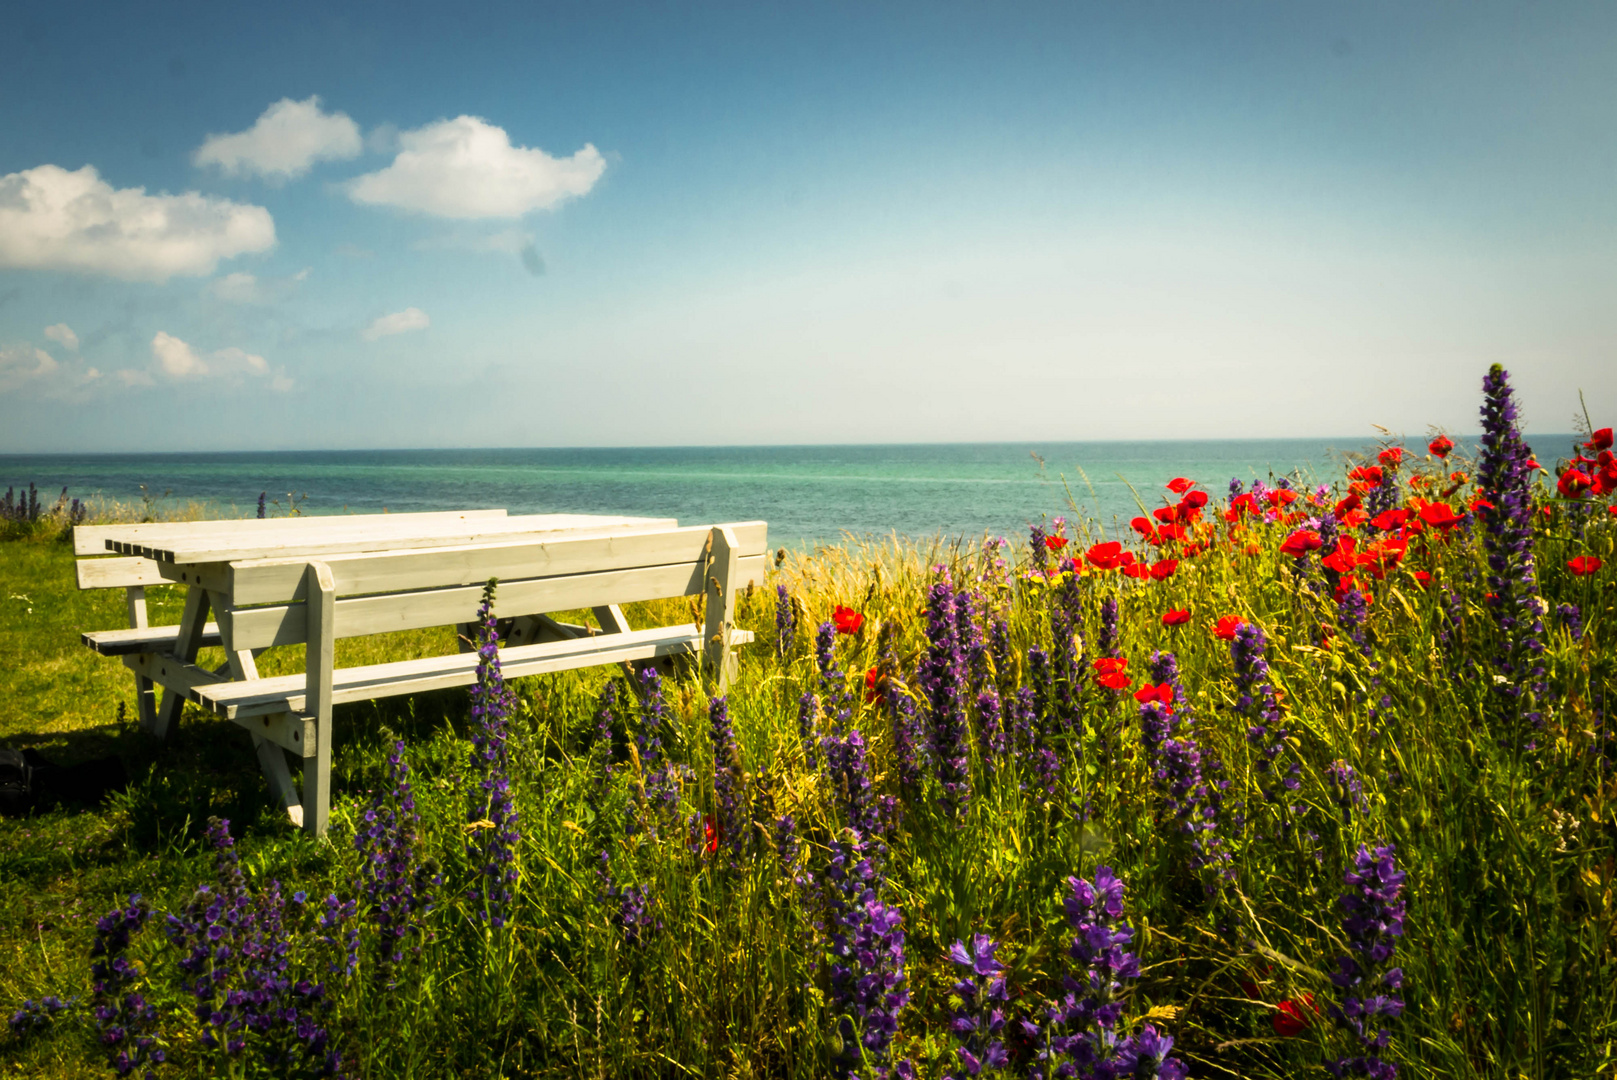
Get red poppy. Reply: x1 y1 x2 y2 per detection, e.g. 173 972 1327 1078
1429 435 1455 458
1096 672 1132 690
1610 504 1617 516
1122 561 1149 580
1272 993 1319 1037
1129 515 1155 536
1045 535 1069 551
1279 530 1323 558
1167 477 1195 494
1588 427 1614 452
1134 682 1174 706
1528 457 1541 471
1568 556 1604 576
865 667 885 704
1333 491 1362 518
1157 524 1189 542
1265 488 1298 508
1340 508 1369 528
1180 490 1209 511
1153 504 1182 525
1412 570 1432 588
1213 615 1244 640
1558 469 1593 499
1370 509 1409 531
833 604 865 634
1322 538 1358 575
1378 446 1406 468
1161 608 1190 626
1348 465 1384 485
1086 541 1125 570
1470 497 1495 515
1145 558 1176 581
703 814 719 855
1419 502 1463 529
1093 657 1128 675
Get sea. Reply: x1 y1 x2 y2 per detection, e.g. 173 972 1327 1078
0 437 1537 550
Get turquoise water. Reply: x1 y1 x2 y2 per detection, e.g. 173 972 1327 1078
0 439 1511 548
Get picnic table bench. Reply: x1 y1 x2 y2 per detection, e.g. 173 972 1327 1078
74 511 767 835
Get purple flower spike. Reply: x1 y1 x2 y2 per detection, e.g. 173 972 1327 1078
466 579 520 928
1327 844 1407 1079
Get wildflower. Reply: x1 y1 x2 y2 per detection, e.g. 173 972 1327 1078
1161 609 1190 627
467 579 520 927
1097 596 1121 658
1589 427 1615 451
1149 558 1179 580
355 741 437 989
1133 682 1174 707
1428 435 1454 458
920 573 971 815
1558 469 1593 499
1273 993 1319 1037
833 604 865 635
1087 541 1125 570
90 896 164 1078
776 584 797 658
1280 530 1324 558
709 695 748 863
1558 603 1584 641
1378 447 1405 468
1167 477 1195 494
827 895 910 1077
1213 615 1243 640
1327 845 1407 1080
8 995 73 1039
1045 534 1069 551
1476 364 1548 737
944 934 1009 1078
1569 555 1603 575
1231 623 1299 805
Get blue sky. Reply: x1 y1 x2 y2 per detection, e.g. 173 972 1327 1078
2 1 1613 451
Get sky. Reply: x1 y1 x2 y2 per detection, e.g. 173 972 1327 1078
1 1 1613 452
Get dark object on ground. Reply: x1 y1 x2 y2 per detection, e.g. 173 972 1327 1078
0 748 128 816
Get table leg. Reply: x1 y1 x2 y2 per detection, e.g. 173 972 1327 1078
124 585 158 731
301 562 336 837
151 586 211 740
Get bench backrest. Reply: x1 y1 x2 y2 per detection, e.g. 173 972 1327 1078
216 521 769 651
73 510 510 590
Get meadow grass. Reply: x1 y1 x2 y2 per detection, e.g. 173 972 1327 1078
2 393 1615 1078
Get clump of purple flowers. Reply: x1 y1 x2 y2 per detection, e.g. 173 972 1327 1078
597 852 662 948
776 583 797 659
1139 653 1230 877
1327 844 1407 1079
826 892 910 1077
944 934 1008 1079
165 819 342 1075
1025 868 1187 1080
1230 623 1300 806
709 695 749 864
467 579 520 928
355 741 438 989
920 571 972 816
90 896 164 1078
8 994 73 1040
1476 364 1548 738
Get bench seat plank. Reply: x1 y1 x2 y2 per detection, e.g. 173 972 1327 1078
73 509 511 556
83 623 223 656
194 624 757 719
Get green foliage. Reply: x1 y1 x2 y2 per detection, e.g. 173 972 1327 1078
1 445 1615 1078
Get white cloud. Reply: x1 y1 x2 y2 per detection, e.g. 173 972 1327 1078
208 268 309 304
146 332 288 389
43 323 78 351
193 96 362 182
363 307 430 341
0 164 275 281
0 345 57 390
346 116 604 219
152 331 208 377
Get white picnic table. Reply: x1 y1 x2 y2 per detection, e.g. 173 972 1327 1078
75 508 766 834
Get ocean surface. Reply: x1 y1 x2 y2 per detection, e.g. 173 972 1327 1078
0 438 1530 549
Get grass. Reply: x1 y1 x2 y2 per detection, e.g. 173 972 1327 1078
2 393 1615 1078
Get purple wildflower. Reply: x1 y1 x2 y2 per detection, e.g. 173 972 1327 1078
9 995 73 1039
944 934 1009 1079
709 695 748 864
1327 760 1368 821
1140 653 1230 877
635 666 683 829
776 584 797 659
1097 596 1120 661
1557 603 1584 642
827 893 910 1077
920 572 971 816
90 895 163 1078
1327 844 1407 1080
355 741 437 988
1231 623 1300 805
466 579 520 928
1477 364 1548 737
